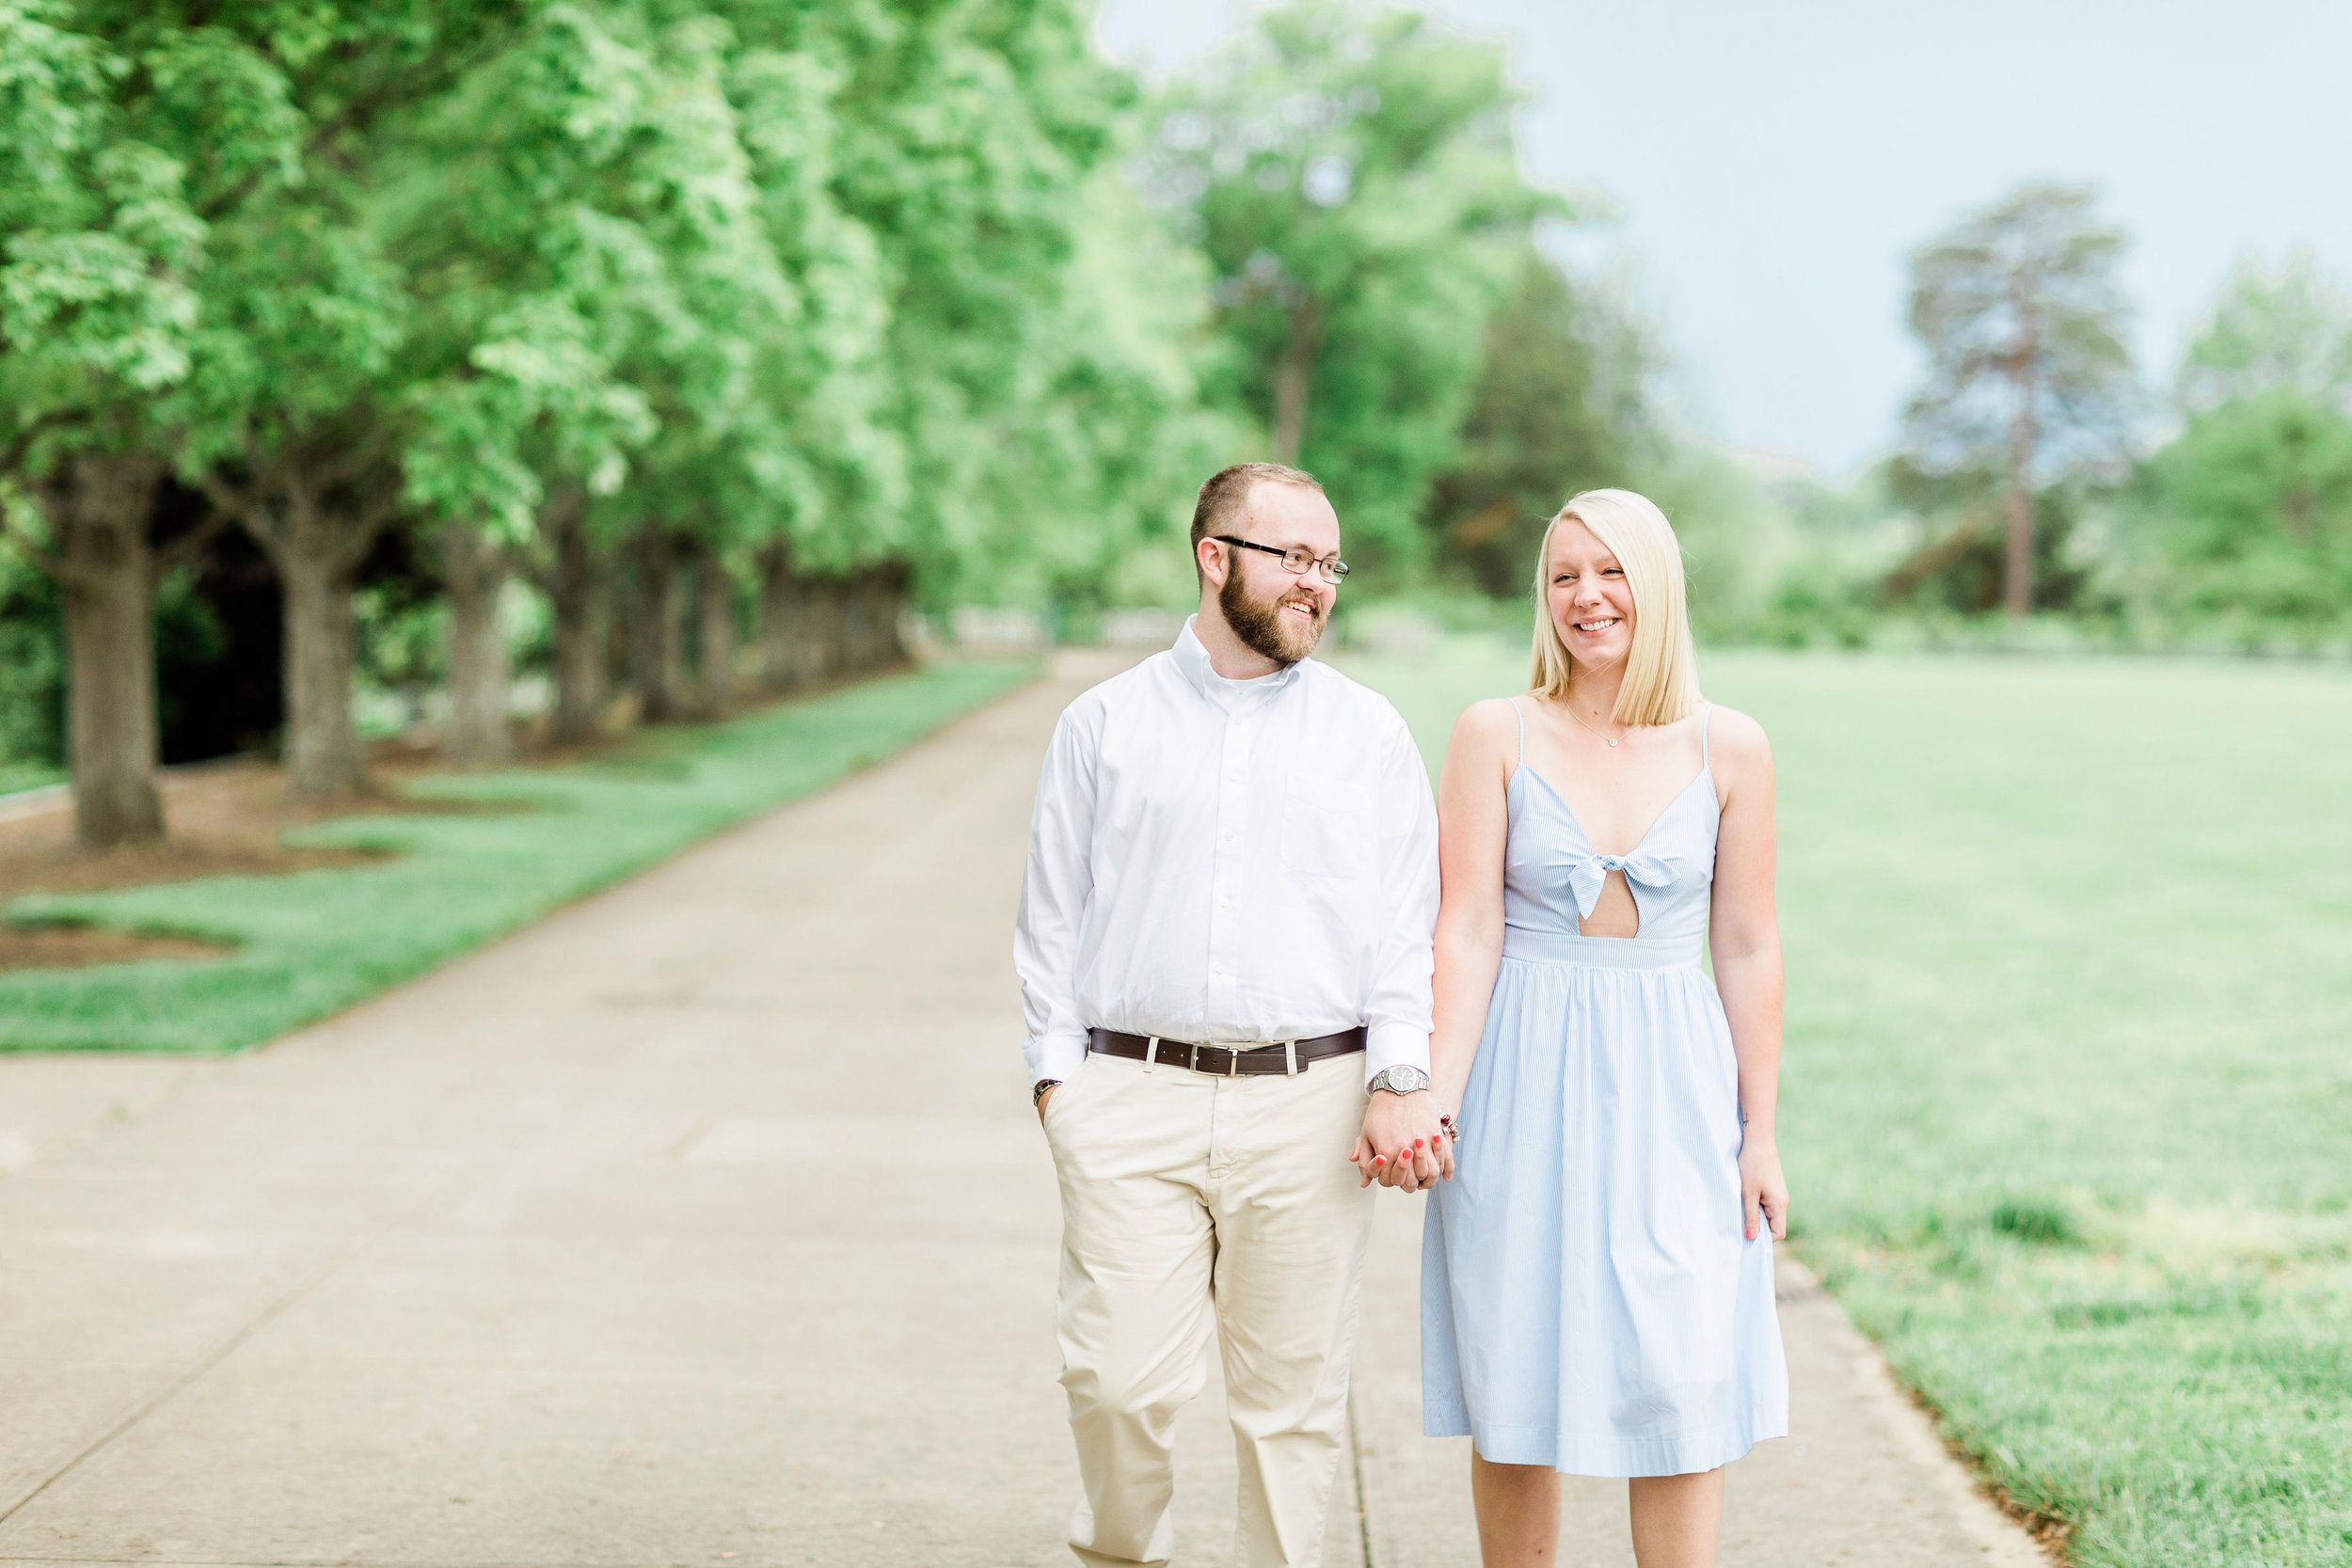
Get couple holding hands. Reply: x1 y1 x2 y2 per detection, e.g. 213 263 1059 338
1016 463 1789 1568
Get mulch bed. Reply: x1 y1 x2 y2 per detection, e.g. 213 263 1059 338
0 923 231 972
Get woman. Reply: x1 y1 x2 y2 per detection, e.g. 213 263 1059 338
1420 488 1789 1568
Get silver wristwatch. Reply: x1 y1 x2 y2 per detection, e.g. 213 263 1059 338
1367 1064 1431 1097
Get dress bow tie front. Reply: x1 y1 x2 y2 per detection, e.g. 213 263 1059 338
1564 850 1675 920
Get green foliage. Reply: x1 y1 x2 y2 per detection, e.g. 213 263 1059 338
2176 249 2352 416
1421 245 1659 598
1882 463 2101 614
2121 255 2352 636
0 529 62 765
0 659 1031 1050
353 577 447 695
1142 2 1560 574
810 0 1224 609
1353 641 2352 1568
0 0 206 474
2137 391 2352 622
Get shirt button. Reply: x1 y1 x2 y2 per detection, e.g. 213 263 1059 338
1214 962 1228 974
1222 832 1235 844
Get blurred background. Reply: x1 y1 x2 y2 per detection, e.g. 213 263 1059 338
2 4 2347 1565
8 0 2352 820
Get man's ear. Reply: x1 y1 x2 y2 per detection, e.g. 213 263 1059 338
1196 536 1229 588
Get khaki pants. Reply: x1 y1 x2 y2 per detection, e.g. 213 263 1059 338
1043 1048 1375 1568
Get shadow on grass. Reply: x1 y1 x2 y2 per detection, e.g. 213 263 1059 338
0 916 238 973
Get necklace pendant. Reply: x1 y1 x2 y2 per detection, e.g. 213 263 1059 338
1607 736 1619 748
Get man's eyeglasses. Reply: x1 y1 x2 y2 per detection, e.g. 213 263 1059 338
1214 536 1350 583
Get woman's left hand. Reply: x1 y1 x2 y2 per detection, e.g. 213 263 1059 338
1739 1140 1788 1242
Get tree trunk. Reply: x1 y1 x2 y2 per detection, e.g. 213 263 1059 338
1270 299 1322 466
441 522 513 766
625 530 686 723
873 562 911 667
544 489 607 745
2004 387 2037 620
213 455 393 800
803 577 843 681
694 551 738 719
838 572 872 673
2002 300 2040 622
755 542 804 694
40 451 169 847
278 540 363 796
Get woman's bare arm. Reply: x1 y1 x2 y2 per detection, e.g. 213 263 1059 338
1427 699 1518 1148
1706 706 1788 1241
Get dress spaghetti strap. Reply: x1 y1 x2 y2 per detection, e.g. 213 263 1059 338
1508 697 1526 768
1700 703 1715 769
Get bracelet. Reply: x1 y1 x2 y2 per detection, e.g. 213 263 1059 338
1439 1112 1462 1144
1032 1079 1062 1107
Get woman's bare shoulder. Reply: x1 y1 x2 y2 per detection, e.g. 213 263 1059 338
1442 696 1524 773
1452 695 1525 745
1702 703 1772 773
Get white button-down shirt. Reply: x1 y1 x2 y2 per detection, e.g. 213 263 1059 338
1015 618 1439 1088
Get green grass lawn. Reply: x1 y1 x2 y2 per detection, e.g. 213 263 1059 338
0 762 67 797
1348 641 2352 1568
0 661 1035 1053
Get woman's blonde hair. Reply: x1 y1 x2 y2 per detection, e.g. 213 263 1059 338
1529 487 1701 726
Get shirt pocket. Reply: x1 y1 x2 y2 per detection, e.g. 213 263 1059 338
1281 770 1374 882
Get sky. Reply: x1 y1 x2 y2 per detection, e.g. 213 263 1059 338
1093 0 2352 478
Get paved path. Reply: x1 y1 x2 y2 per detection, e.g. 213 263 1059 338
0 657 2042 1567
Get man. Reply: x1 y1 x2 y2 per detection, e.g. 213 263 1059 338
1016 462 1447 1568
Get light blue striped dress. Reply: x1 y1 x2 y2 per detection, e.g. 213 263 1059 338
1422 701 1788 1477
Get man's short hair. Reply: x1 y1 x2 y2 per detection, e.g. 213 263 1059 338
1189 462 1326 559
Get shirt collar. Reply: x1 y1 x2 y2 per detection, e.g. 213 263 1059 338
1173 614 1305 702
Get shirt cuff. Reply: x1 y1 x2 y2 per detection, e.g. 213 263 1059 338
1028 1030 1091 1088
1362 1022 1432 1086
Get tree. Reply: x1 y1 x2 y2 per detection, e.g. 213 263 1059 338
2176 249 2352 417
1901 182 2136 618
1139 3 1555 569
0 0 209 845
153 0 536 797
1422 244 1657 595
2135 255 2352 626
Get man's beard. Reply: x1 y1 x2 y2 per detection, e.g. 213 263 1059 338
1219 569 1327 666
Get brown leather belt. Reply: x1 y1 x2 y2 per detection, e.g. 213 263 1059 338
1087 1026 1365 1077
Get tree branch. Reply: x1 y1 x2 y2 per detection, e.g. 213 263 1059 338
194 467 285 562
196 10 539 222
0 410 95 479
155 507 235 573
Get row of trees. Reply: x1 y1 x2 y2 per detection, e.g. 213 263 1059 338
1887 182 2352 630
0 0 1240 846
0 0 1658 848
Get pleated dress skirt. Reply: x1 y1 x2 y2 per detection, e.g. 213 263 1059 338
1421 928 1788 1477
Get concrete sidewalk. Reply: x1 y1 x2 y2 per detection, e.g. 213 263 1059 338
0 655 2041 1567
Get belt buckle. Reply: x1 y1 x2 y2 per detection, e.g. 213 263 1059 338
1204 1039 1255 1077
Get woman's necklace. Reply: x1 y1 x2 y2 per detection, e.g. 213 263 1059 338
1562 695 1629 748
